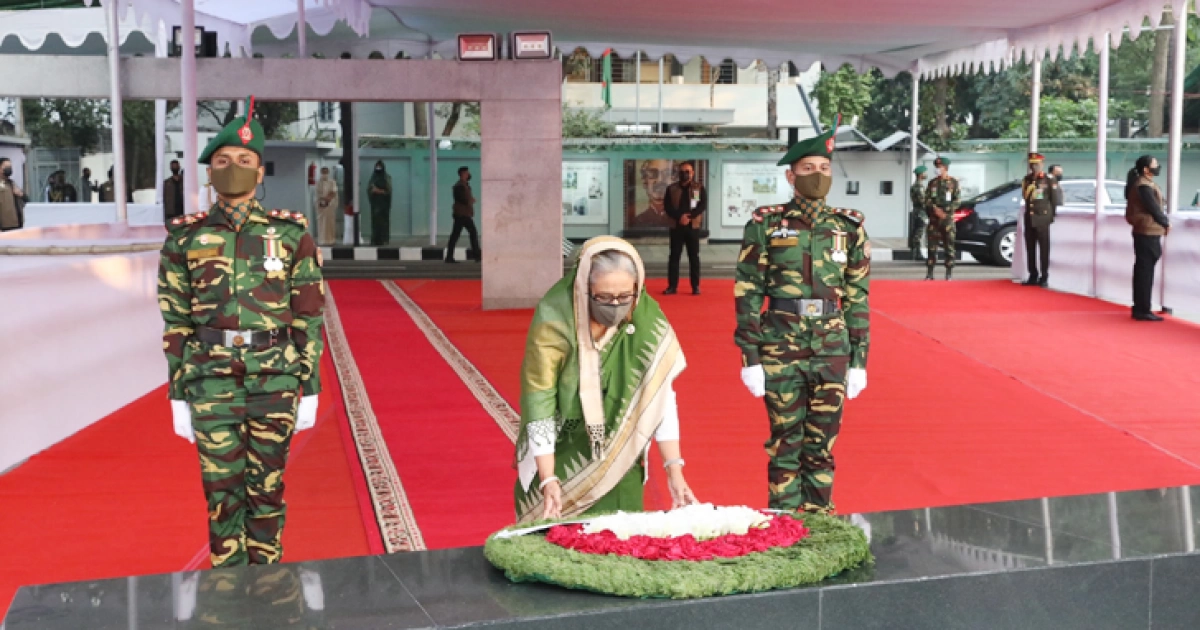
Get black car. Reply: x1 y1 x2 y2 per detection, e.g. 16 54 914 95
953 177 1127 266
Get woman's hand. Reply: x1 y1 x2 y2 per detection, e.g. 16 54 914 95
541 481 562 520
667 470 698 509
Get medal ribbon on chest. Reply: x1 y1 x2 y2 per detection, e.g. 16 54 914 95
831 229 848 264
262 232 284 272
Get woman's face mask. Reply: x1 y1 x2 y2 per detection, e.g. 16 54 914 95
590 299 632 328
1150 165 1162 177
210 164 260 197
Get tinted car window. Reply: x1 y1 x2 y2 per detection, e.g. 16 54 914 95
964 182 1021 205
1061 183 1095 204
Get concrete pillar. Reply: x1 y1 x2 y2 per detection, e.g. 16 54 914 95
480 62 563 310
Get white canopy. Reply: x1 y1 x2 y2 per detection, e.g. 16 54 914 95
0 0 1185 76
54 0 1186 77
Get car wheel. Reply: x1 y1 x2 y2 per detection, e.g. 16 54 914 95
989 226 1016 267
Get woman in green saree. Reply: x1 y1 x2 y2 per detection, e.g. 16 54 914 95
367 160 392 246
514 236 698 523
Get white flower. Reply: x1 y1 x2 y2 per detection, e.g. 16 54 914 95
625 324 636 335
581 504 772 540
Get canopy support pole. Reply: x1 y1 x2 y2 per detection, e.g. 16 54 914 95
297 0 307 58
1029 58 1042 152
1163 8 1186 313
635 51 641 131
105 0 128 221
155 22 167 207
182 0 199 215
909 69 920 248
428 100 437 247
1093 32 1110 297
657 57 664 133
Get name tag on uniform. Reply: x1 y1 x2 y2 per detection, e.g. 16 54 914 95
186 247 221 260
769 237 798 247
944 191 952 202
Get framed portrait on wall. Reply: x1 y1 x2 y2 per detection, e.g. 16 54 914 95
622 159 709 236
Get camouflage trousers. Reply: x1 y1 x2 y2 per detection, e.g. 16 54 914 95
189 382 298 569
926 219 956 269
762 354 849 514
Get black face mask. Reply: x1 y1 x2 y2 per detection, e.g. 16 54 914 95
1149 166 1162 177
375 167 383 172
1 167 11 178
171 168 181 176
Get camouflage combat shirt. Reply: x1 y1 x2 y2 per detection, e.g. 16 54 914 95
157 200 325 400
734 197 870 370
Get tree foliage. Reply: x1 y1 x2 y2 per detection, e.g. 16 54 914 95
562 103 614 138
811 64 875 129
21 99 110 154
811 10 1200 145
1005 97 1100 139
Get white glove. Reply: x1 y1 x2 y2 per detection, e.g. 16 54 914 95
295 395 319 432
171 400 194 443
846 368 868 400
740 365 766 398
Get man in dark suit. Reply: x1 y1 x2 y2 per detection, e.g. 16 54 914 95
662 161 707 295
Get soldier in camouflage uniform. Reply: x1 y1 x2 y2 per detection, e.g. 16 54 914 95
924 156 960 280
734 117 870 514
908 165 928 257
159 96 326 569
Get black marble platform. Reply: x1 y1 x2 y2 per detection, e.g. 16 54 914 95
8 486 1200 629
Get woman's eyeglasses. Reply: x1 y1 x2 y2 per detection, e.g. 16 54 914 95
591 293 637 305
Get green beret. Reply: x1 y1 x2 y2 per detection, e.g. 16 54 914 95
199 96 265 165
914 165 927 176
934 156 952 167
777 113 841 167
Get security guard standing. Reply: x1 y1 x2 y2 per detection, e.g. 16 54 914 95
924 156 960 280
734 115 870 514
909 165 928 259
158 96 326 569
1022 152 1056 287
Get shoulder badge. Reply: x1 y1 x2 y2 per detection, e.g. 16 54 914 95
269 208 308 228
831 208 865 225
169 211 208 231
751 205 785 224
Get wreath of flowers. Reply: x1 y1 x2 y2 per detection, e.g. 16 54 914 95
484 510 872 600
546 509 810 561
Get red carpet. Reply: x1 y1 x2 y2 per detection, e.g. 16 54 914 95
396 278 1200 516
0 350 371 618
326 280 517 549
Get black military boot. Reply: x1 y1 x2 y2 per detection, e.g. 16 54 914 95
1022 276 1039 286
945 267 953 281
925 267 934 281
1038 276 1048 288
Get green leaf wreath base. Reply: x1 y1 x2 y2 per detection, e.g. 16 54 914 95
483 512 873 600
